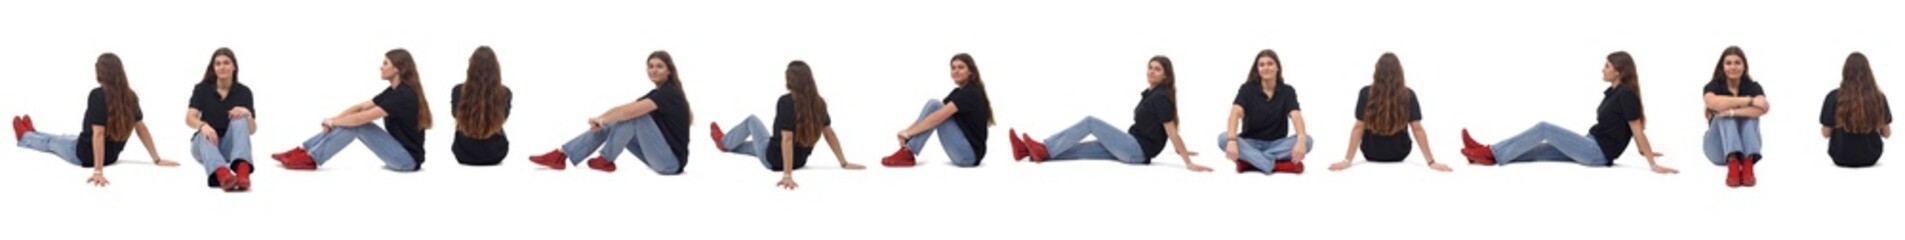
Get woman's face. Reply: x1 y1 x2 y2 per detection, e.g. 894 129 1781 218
950 60 972 85
1723 55 1746 81
213 55 235 81
380 57 398 81
1257 56 1279 81
647 58 670 84
1602 61 1619 83
1147 61 1166 86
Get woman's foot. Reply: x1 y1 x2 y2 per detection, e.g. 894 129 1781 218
14 115 37 141
232 161 253 191
527 149 567 170
272 147 317 170
586 156 616 172
11 116 23 141
1725 155 1743 188
1235 159 1255 173
1459 129 1497 165
1008 129 1027 161
880 148 916 167
1460 128 1484 149
213 166 238 192
709 123 727 152
1021 133 1049 163
1271 160 1304 174
1739 155 1757 187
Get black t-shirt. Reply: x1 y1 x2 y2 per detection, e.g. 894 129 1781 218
1127 87 1176 162
764 94 831 171
373 84 426 166
642 82 693 169
450 84 512 166
1820 90 1892 163
1231 80 1301 140
1353 86 1423 162
187 82 255 137
1588 86 1645 163
1702 79 1766 118
942 82 992 162
76 88 143 168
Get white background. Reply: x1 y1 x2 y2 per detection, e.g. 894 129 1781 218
2 0 1900 239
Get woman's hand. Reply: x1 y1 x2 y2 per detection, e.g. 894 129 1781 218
841 162 866 170
86 172 110 187
1225 140 1240 161
153 159 181 167
1427 162 1452 172
321 118 336 133
1186 163 1213 172
229 107 252 119
588 118 605 132
776 176 799 190
199 125 220 145
1650 165 1679 174
1328 160 1353 171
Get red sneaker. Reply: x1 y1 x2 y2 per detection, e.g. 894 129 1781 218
880 148 916 167
1739 155 1757 187
1235 159 1255 173
1022 133 1050 163
710 123 727 152
232 161 253 192
213 166 237 192
1724 156 1742 188
1272 160 1305 174
16 115 38 141
586 156 617 172
527 149 568 170
1460 128 1484 149
11 116 24 141
1008 128 1028 161
273 147 317 170
1461 145 1496 165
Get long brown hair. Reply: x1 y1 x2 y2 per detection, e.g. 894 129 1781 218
1709 46 1753 84
96 53 139 141
1149 56 1178 121
1245 49 1285 85
785 60 828 146
1836 52 1885 133
386 49 434 129
951 53 995 126
1365 52 1410 135
456 46 507 139
649 50 692 123
200 48 237 84
1607 51 1646 121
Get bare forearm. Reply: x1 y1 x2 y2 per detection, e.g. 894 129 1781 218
781 137 795 177
1163 122 1193 164
91 131 105 173
1411 125 1436 164
824 129 848 164
903 110 954 136
1340 124 1363 161
136 124 159 160
332 110 383 126
1725 107 1768 118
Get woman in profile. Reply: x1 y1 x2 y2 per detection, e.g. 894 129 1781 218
14 52 180 187
1821 52 1890 168
879 53 996 168
710 60 866 190
271 49 434 172
452 46 513 166
1459 51 1676 174
1009 56 1210 172
527 50 695 175
1328 53 1449 172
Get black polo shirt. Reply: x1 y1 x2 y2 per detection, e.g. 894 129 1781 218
764 94 831 171
1127 86 1176 162
1703 79 1766 117
1588 86 1645 163
1231 80 1300 140
1353 86 1422 162
1820 90 1892 166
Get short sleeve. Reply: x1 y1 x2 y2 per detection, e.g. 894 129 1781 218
1408 90 1424 121
236 86 255 117
1702 81 1726 95
1744 82 1767 96
187 85 207 110
1282 85 1302 111
1618 90 1644 121
374 89 418 116
774 96 795 131
1820 92 1837 126
1352 87 1369 120
84 89 107 126
1154 92 1178 122
950 88 984 114
642 88 682 113
1233 83 1252 106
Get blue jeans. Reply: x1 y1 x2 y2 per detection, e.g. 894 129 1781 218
1490 122 1608 166
718 115 773 167
561 115 682 175
1041 116 1146 164
904 100 978 167
192 118 253 175
18 131 82 166
1214 133 1314 172
1702 117 1762 165
301 123 418 171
